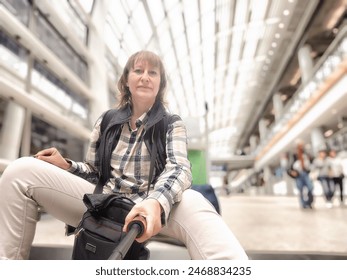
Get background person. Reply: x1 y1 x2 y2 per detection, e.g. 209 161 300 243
327 149 345 206
313 149 334 208
292 142 314 209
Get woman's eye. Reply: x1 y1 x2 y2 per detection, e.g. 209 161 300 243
149 70 158 76
133 69 143 74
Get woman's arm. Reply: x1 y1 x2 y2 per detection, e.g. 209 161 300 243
146 118 193 224
36 116 103 185
66 116 103 184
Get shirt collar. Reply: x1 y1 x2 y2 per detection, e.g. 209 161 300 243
128 111 149 131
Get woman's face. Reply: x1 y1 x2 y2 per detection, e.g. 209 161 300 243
127 59 161 106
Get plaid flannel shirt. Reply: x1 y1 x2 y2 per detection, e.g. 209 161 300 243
68 111 192 224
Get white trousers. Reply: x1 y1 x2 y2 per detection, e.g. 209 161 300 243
0 157 248 260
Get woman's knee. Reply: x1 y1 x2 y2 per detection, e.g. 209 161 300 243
0 157 46 190
164 190 217 240
176 189 217 216
2 157 40 178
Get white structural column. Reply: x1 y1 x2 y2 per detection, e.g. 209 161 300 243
0 101 26 160
272 93 283 122
263 166 273 194
21 48 35 157
87 0 110 123
259 118 268 141
310 127 326 155
298 44 314 85
249 135 258 154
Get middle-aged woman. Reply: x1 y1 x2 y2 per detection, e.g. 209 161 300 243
0 50 248 260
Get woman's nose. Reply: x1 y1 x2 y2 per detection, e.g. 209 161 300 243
141 71 149 82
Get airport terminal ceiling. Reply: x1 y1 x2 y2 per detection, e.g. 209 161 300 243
1 0 347 170
91 0 347 160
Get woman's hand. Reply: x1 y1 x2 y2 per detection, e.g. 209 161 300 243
123 198 162 243
34 147 71 170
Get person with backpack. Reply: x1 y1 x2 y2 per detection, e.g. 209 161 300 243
292 142 315 209
0 50 247 260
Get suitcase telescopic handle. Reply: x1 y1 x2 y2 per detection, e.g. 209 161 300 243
108 215 146 260
127 215 146 238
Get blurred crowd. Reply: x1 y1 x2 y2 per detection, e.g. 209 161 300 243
281 142 346 209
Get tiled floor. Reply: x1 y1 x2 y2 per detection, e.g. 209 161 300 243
220 194 347 255
31 194 347 259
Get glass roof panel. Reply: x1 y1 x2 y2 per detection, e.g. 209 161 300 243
168 5 184 40
163 48 177 74
147 0 165 26
163 0 180 11
123 28 140 53
174 35 188 59
103 0 314 156
156 21 172 52
182 0 199 24
75 0 94 14
109 1 129 32
132 2 152 44
186 22 200 52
